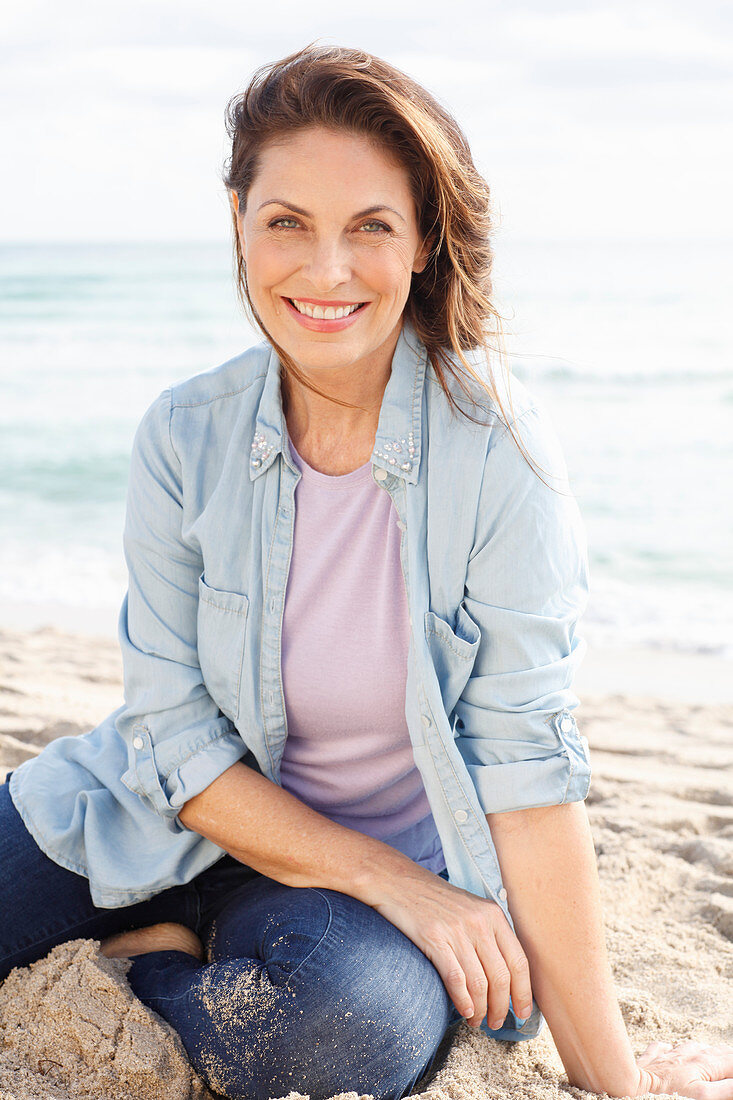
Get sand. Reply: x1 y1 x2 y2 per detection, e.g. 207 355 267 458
0 624 731 1100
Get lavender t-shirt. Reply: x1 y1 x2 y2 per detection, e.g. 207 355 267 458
279 442 445 873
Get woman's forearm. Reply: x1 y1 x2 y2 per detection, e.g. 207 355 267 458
486 801 646 1098
177 759 419 897
179 762 543 1030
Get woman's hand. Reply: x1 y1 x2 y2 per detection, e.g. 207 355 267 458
636 1040 733 1098
369 870 532 1029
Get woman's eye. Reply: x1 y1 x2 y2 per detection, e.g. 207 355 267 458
358 220 390 233
269 217 300 229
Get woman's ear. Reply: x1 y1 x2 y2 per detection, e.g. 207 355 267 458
230 189 241 218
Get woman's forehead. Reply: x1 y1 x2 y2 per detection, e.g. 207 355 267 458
252 127 411 192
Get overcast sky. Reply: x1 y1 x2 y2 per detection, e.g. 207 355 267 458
2 0 731 243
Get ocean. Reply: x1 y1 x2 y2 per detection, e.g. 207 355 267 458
1 238 731 658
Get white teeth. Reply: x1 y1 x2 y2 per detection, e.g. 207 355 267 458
290 299 363 319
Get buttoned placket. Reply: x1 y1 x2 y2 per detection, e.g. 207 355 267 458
372 465 511 916
249 328 513 920
258 453 301 783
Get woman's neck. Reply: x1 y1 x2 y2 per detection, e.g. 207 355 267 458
282 334 397 476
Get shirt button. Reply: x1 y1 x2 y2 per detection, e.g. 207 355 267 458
560 715 574 733
498 887 508 901
374 468 388 482
132 736 144 750
454 809 468 824
421 714 432 728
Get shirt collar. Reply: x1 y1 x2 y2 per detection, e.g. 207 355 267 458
249 319 427 485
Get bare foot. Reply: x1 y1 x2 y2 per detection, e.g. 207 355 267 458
100 921 204 961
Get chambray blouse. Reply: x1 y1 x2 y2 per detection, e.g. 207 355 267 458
9 319 592 1043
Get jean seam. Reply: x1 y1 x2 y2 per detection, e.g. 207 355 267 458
138 888 333 1007
283 889 334 987
127 952 211 1006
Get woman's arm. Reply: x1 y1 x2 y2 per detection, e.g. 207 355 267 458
114 387 249 818
181 743 733 1100
486 801 733 1099
486 801 645 1096
178 758 534 1029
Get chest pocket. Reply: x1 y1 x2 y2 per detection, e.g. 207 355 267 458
424 604 480 718
197 573 249 722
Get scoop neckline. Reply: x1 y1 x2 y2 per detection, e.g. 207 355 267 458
289 441 374 490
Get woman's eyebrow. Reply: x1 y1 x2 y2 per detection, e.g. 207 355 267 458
257 199 406 224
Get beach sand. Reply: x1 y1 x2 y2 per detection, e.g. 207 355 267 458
0 624 731 1100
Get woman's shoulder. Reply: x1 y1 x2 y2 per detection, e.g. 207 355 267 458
167 338 272 411
425 343 539 448
129 339 273 472
423 343 574 504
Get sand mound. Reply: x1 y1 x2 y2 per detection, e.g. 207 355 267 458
0 939 214 1100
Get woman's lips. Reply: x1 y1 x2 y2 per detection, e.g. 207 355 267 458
282 296 369 332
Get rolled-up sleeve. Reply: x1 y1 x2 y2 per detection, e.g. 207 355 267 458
114 388 248 820
455 402 592 814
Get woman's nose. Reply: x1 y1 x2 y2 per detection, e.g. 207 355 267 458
301 236 352 291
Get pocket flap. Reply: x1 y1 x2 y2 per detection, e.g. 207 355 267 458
197 574 249 721
424 605 481 717
197 574 249 616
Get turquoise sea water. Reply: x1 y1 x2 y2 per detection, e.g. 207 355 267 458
1 239 731 656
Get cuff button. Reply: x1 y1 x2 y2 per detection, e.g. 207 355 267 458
560 715 574 733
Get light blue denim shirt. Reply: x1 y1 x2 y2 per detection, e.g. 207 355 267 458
10 319 591 1042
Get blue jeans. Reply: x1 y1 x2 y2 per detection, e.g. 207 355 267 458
0 778 461 1100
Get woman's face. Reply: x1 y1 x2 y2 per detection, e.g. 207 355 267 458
231 126 430 381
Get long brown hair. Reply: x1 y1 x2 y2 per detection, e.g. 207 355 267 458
222 43 552 484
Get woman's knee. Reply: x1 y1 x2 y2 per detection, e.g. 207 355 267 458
191 887 456 1100
276 888 455 1098
191 960 450 1100
311 887 452 1026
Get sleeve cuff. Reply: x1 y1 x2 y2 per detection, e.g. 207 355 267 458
120 717 248 819
164 728 249 813
465 711 592 814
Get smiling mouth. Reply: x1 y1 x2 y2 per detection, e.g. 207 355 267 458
287 298 368 320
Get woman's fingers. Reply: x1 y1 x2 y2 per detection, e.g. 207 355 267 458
477 938 512 1029
373 878 532 1030
427 938 478 1021
425 912 532 1030
688 1081 733 1100
494 920 533 1021
459 942 490 1027
427 933 504 1028
638 1040 675 1063
635 1040 733 1099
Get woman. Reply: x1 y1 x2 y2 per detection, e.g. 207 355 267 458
2 44 731 1100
